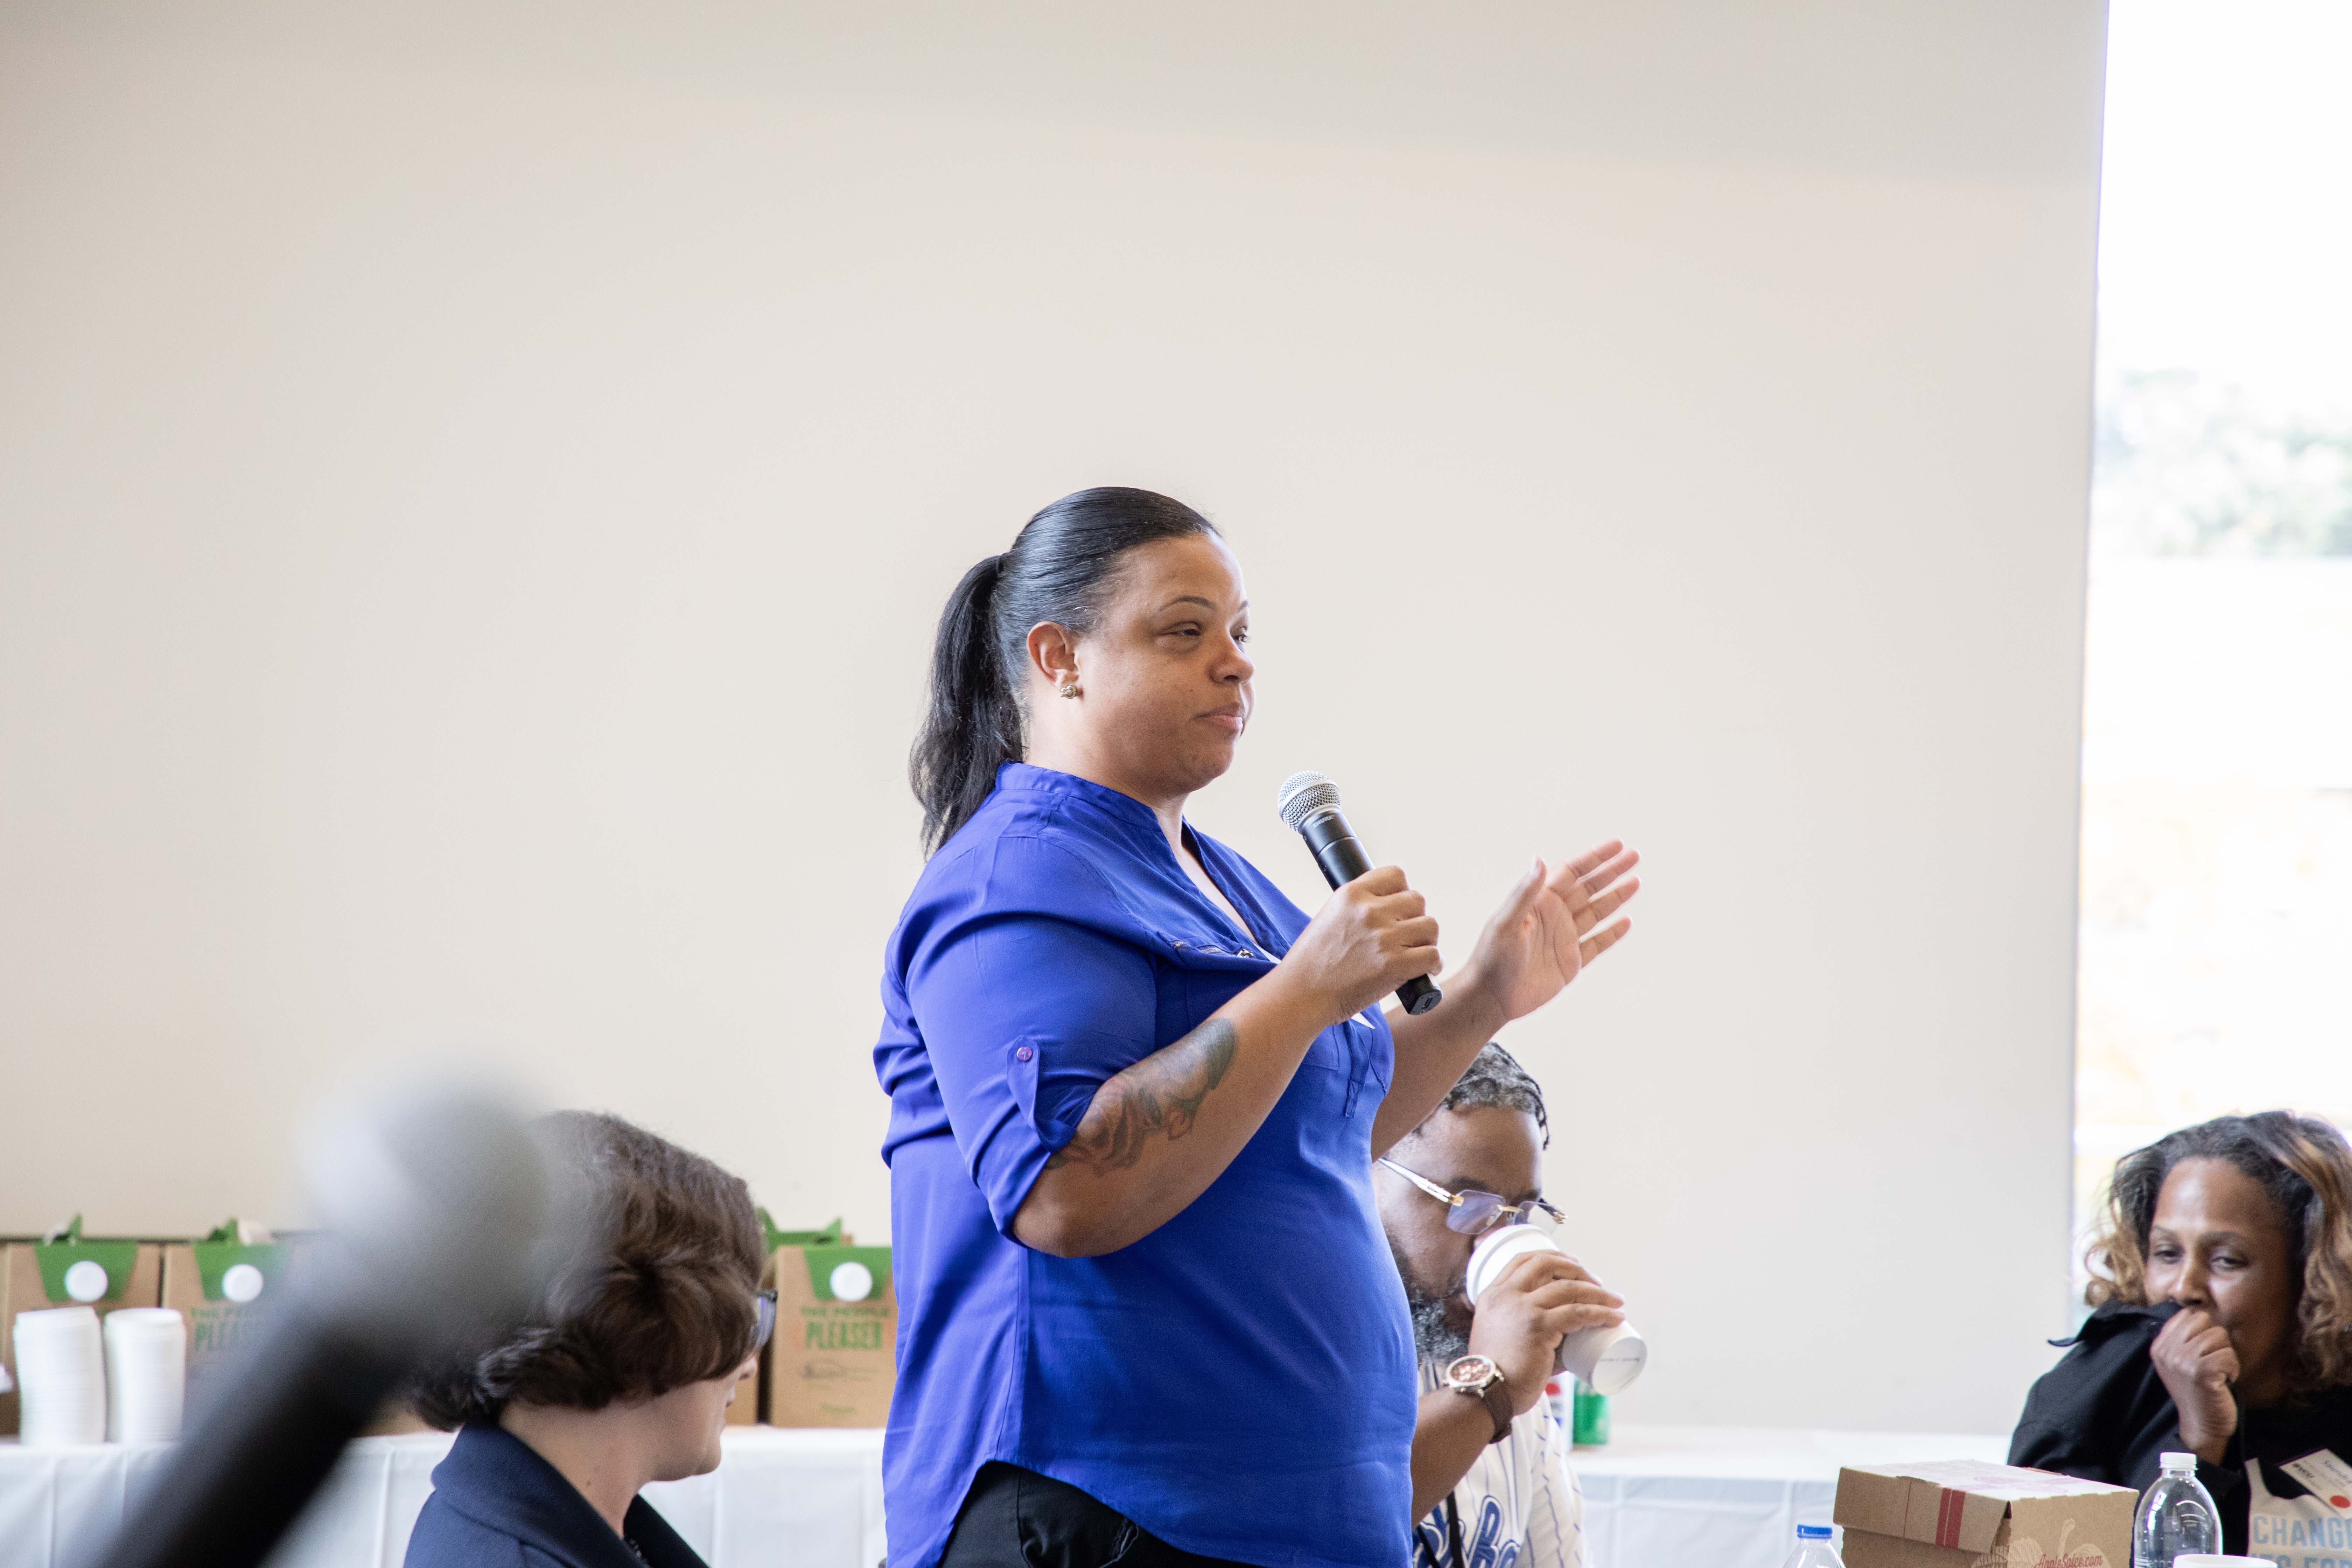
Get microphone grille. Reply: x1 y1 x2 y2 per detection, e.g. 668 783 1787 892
1275 770 1343 832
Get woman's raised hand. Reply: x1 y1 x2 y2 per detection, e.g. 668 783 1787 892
1456 841 1640 1028
2151 1306 2241 1462
1281 865 1442 1026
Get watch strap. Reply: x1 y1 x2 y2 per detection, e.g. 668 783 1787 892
1448 1375 1514 1445
1478 1379 1513 1444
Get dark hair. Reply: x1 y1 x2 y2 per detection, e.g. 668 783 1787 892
910 486 1219 852
1418 1042 1550 1149
409 1111 766 1427
2085 1110 2352 1390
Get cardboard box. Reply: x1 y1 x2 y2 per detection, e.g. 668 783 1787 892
763 1241 894 1428
738 1213 848 1428
0 1219 164 1436
160 1219 300 1415
1835 1460 2136 1568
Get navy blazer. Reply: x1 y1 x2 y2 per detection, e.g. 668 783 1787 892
404 1422 708 1568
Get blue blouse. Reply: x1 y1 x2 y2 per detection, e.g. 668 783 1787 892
875 763 1416 1568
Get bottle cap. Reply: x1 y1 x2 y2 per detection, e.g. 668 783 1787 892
2162 1451 2198 1473
1798 1525 1833 1539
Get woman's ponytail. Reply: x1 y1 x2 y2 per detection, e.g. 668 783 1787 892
912 554 1019 853
909 488 1219 853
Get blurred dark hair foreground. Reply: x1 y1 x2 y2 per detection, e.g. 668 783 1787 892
409 1110 766 1427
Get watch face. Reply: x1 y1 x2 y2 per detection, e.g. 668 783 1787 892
1444 1353 1499 1390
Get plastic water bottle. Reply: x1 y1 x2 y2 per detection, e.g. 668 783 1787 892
2133 1451 2220 1567
1780 1523 1843 1568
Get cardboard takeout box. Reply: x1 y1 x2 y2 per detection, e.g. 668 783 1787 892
1835 1459 2136 1568
764 1234 894 1429
739 1213 843 1427
160 1219 300 1413
0 1218 163 1436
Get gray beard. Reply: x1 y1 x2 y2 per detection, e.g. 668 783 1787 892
1394 1238 1472 1366
1409 1288 1471 1367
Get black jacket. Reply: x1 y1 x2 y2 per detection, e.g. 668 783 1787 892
2009 1301 2352 1556
403 1422 709 1568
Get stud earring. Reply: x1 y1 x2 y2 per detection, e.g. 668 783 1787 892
1059 681 1081 700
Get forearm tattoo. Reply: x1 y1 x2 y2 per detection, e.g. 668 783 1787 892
1044 1018 1240 1174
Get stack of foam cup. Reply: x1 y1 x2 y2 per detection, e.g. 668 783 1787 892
14 1306 107 1445
104 1308 187 1443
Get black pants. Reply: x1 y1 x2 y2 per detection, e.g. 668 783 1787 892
937 1463 1255 1568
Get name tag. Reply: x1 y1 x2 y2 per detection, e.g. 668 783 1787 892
2280 1450 2352 1516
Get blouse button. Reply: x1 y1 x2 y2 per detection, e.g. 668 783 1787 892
1015 1046 1034 1062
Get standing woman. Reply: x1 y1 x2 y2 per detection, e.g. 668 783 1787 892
875 488 1639 1568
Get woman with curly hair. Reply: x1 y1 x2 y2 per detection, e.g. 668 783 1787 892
403 1112 770 1568
2010 1111 2352 1559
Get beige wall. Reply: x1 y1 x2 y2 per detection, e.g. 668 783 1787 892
0 2 2105 1431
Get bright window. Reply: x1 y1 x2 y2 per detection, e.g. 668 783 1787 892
2074 0 2352 1280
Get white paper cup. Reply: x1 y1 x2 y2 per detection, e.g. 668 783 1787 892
1462 1224 1649 1396
2175 1558 2277 1566
1463 1224 1560 1303
15 1306 107 1446
103 1307 186 1443
1557 1322 1648 1396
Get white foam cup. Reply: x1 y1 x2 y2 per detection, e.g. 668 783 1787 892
103 1307 187 1443
2174 1559 2275 1567
14 1305 107 1446
1462 1224 1648 1396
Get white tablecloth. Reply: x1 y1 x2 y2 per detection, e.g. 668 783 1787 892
0 1423 2008 1568
0 1428 886 1568
1577 1424 2010 1568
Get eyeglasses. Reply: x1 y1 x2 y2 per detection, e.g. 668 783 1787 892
752 1289 777 1352
1378 1158 1565 1238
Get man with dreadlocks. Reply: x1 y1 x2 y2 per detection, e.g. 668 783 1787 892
1374 1043 1627 1568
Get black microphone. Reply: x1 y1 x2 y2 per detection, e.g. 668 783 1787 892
1275 770 1443 1016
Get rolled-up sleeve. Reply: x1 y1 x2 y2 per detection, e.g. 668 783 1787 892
904 836 1161 1238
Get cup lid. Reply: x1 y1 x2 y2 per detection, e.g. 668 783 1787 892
14 1304 100 1332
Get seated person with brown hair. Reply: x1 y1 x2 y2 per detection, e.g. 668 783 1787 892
2011 1111 2352 1560
404 1111 770 1568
